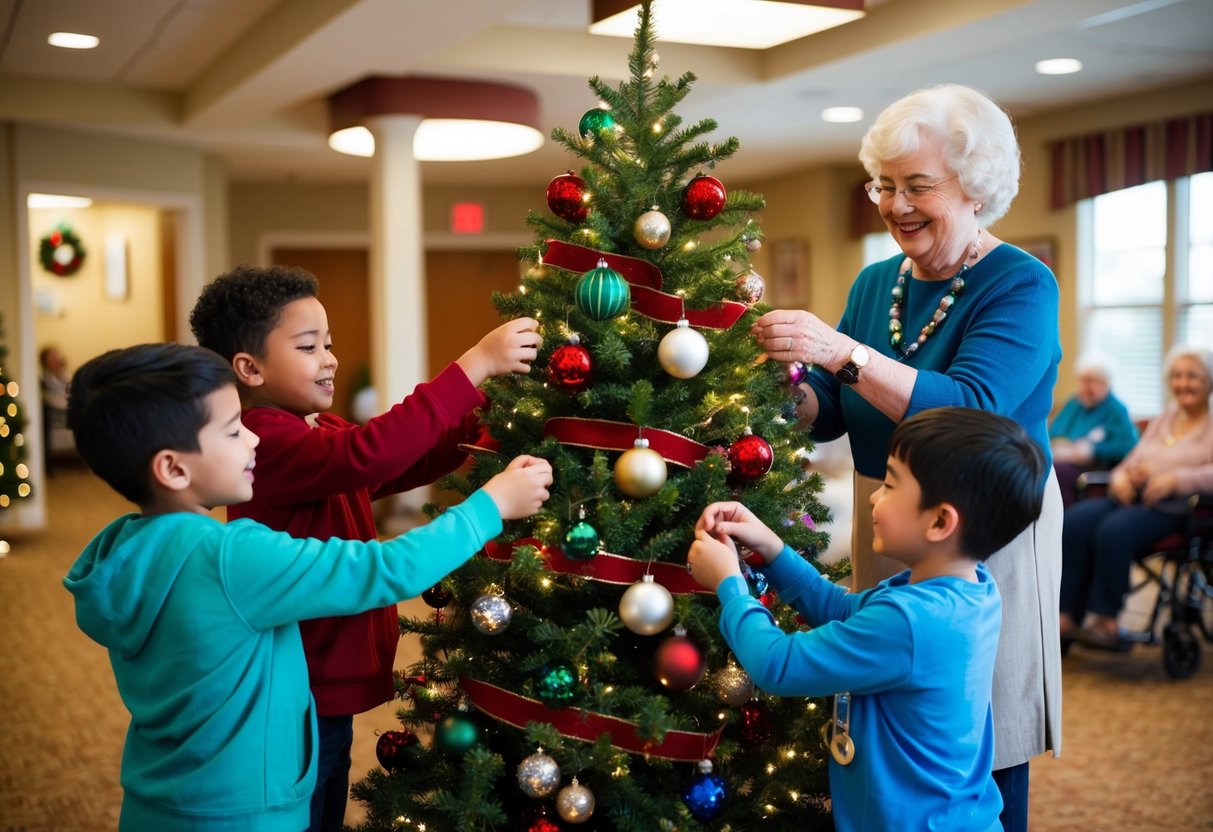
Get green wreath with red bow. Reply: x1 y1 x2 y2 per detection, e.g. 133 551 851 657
39 224 87 276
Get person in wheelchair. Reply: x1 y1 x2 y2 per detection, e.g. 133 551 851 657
1060 345 1213 651
1049 354 1138 507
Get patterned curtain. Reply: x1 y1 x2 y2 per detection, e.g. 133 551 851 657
1049 111 1213 209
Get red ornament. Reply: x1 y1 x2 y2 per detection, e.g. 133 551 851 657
727 432 773 481
681 174 727 220
738 699 775 745
520 803 561 832
547 171 589 222
548 342 593 391
50 230 62 246
654 630 706 690
375 729 419 771
759 591 779 609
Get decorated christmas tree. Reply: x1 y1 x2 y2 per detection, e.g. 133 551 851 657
351 5 841 829
0 313 35 521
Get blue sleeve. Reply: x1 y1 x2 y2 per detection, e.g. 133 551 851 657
220 489 502 630
762 545 859 625
908 263 1058 418
1093 397 1139 465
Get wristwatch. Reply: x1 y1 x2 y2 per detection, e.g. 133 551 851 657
834 344 870 385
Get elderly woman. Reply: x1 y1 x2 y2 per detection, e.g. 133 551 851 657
1050 354 1139 505
1062 346 1213 650
753 84 1061 832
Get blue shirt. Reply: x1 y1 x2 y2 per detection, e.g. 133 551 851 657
807 244 1060 479
718 547 1003 832
1049 394 1138 466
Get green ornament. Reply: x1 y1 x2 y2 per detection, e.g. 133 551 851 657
575 259 630 321
435 712 479 755
578 108 616 138
533 662 581 708
563 520 600 561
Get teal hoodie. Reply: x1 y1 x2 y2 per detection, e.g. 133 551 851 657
63 489 501 831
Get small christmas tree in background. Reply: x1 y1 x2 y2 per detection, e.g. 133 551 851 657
351 4 841 829
0 312 35 551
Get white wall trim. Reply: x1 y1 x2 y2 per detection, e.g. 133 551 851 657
256 230 531 264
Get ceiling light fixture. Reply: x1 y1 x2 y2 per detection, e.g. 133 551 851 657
822 106 864 123
589 0 865 50
1035 58 1083 75
47 32 99 49
27 193 93 209
327 77 544 161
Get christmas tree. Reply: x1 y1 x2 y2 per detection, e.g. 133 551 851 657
0 312 35 524
351 4 840 829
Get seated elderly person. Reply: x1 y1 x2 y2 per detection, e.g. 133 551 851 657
1060 345 1213 651
1050 355 1138 506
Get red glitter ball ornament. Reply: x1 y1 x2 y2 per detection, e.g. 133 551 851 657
548 342 593 391
681 174 727 220
520 803 561 832
375 729 419 771
654 630 706 690
546 171 589 222
738 699 775 745
727 432 773 481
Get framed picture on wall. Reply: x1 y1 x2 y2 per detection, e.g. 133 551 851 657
1011 237 1057 279
770 237 809 307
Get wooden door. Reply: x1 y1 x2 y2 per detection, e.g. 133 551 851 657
424 250 523 377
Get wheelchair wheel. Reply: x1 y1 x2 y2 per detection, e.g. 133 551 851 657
1172 558 1213 641
1162 624 1201 679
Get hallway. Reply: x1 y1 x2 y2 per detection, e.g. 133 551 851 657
2 468 1211 830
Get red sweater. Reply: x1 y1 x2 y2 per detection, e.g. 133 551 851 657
228 362 484 716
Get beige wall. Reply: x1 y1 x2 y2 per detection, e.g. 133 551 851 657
29 203 164 370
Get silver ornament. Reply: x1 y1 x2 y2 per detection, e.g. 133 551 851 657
556 778 595 824
614 438 667 498
735 270 765 304
517 750 561 798
712 662 755 706
634 207 672 250
470 593 512 634
618 574 674 636
658 318 709 379
745 236 763 252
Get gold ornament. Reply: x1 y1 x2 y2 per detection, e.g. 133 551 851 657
556 777 595 823
614 438 667 498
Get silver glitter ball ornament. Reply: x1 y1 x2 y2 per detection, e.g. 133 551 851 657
735 270 765 304
711 662 755 706
517 750 560 798
470 593 512 635
556 778 595 824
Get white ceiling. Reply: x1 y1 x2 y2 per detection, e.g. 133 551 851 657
1 0 1211 186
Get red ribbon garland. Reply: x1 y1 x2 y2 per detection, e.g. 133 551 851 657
542 239 749 330
544 417 710 469
459 676 724 762
483 538 713 595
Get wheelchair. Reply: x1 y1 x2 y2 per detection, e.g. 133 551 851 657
1073 471 1213 678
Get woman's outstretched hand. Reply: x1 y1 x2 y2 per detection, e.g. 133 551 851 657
752 309 849 368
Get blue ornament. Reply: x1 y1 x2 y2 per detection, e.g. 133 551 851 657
682 760 728 821
751 569 769 596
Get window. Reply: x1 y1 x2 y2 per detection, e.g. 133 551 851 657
862 232 901 266
1079 172 1213 417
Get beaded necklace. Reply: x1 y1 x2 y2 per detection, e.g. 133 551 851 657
888 231 982 359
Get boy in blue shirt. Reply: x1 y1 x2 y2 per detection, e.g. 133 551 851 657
687 407 1045 832
62 343 552 831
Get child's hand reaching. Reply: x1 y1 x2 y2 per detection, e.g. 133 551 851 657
694 501 784 564
482 455 553 520
686 530 744 592
457 318 542 386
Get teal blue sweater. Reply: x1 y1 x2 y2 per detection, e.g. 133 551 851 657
807 244 1060 480
63 489 501 832
1048 394 1138 466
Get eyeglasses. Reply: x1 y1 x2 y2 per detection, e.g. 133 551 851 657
865 176 957 205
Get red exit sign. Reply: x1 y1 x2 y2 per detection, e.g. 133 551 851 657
450 202 485 234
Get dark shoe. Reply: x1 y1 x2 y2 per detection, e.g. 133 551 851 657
1076 625 1132 652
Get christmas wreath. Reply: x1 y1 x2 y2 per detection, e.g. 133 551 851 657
39 224 86 277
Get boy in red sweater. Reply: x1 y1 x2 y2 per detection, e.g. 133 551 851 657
189 264 541 831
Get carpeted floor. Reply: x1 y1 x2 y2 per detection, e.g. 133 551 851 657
1 468 1211 831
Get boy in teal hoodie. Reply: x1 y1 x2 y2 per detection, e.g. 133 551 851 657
62 343 552 831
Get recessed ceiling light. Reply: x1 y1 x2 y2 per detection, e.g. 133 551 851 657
27 193 94 209
48 32 99 49
1035 58 1083 75
822 106 864 123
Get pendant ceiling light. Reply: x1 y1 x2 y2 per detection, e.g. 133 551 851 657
327 76 544 161
589 0 865 50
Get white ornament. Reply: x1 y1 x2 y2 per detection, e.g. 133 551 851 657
658 318 709 379
556 778 595 823
517 750 561 798
619 574 675 636
614 438 667 498
633 207 672 250
470 593 512 634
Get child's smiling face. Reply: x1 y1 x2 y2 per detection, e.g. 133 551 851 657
245 296 338 415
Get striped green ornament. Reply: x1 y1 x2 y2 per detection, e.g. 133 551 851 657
574 259 630 320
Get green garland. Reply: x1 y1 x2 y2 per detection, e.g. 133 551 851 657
39 224 86 277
